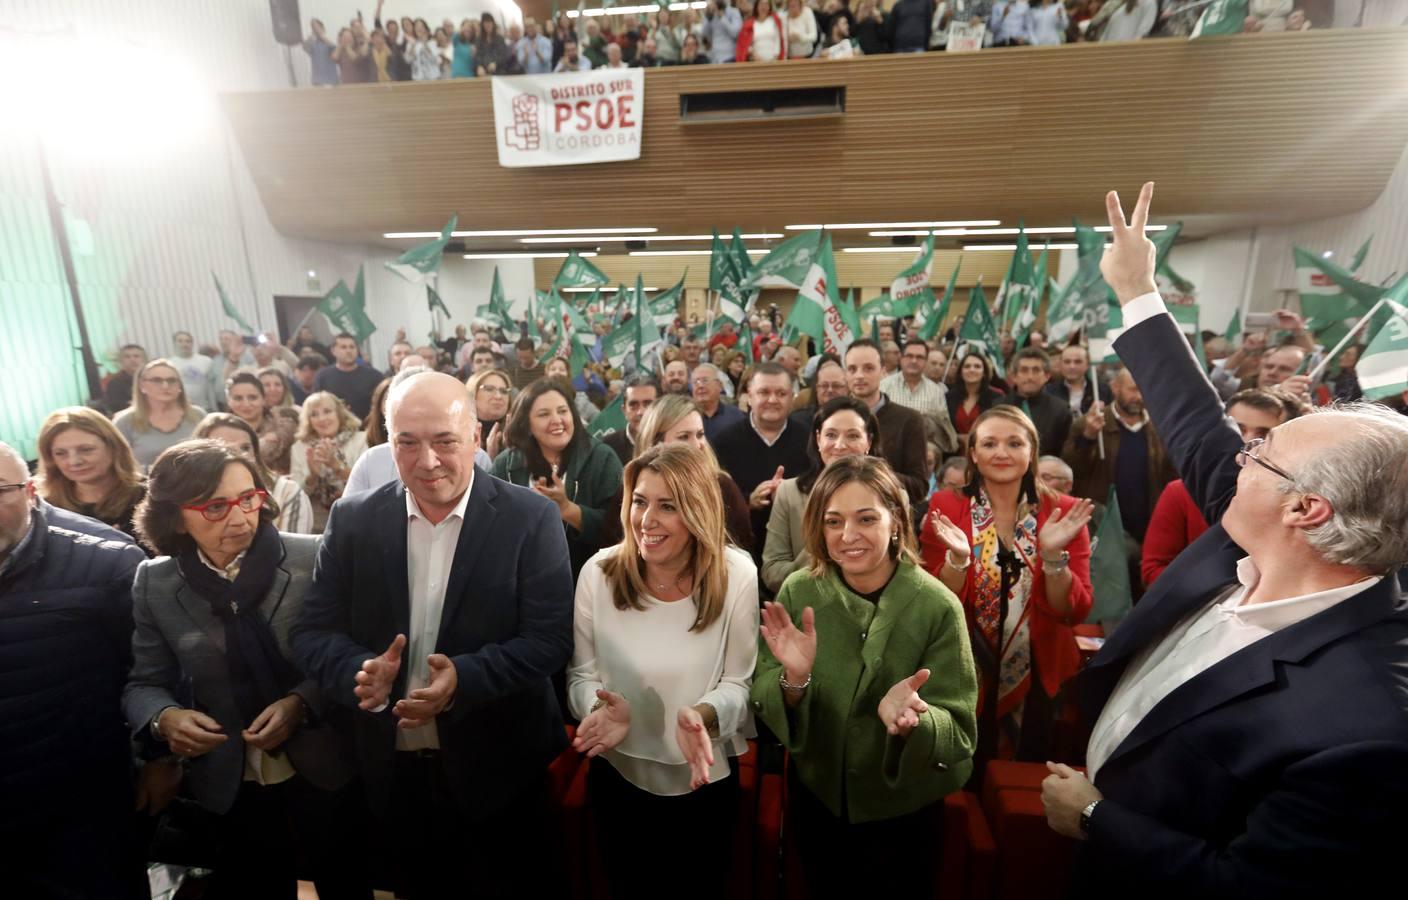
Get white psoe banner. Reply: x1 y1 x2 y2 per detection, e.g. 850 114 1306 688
491 68 644 168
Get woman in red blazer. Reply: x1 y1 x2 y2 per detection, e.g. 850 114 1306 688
735 0 788 61
920 406 1093 775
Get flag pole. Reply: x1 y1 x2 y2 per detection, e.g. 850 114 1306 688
1089 345 1105 460
1306 296 1388 382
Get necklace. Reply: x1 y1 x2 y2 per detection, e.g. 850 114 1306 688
648 568 694 595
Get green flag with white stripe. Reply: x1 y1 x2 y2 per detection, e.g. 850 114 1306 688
1356 279 1408 401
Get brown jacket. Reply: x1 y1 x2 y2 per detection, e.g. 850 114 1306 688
1062 405 1177 517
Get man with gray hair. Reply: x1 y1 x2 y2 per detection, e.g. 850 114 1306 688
691 363 744 444
1036 455 1074 496
1041 183 1408 895
0 441 148 897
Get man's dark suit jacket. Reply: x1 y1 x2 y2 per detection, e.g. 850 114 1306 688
291 469 575 819
1073 310 1408 897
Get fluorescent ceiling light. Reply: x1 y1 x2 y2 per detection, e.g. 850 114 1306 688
870 225 1169 237
786 220 1001 231
568 3 704 17
386 227 657 239
522 233 783 244
561 286 659 292
841 247 928 254
963 243 1079 251
629 249 768 256
462 252 599 260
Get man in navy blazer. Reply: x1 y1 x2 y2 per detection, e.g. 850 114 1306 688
1041 184 1408 897
292 372 574 898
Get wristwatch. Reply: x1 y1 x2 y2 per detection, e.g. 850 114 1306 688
1079 800 1100 837
1041 550 1071 574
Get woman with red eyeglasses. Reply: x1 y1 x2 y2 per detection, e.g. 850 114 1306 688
124 439 370 899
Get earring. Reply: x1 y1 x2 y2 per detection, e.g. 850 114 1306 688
891 533 898 545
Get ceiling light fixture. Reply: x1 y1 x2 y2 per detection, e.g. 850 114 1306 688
870 225 1169 238
628 249 768 256
462 252 600 260
387 227 657 239
560 286 659 292
962 243 1080 251
786 220 1001 231
522 233 783 244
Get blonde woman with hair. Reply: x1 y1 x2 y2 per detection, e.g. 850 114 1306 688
921 404 1093 773
568 443 759 899
288 391 367 531
113 358 206 469
634 394 753 549
37 407 149 545
257 366 298 411
752 455 978 897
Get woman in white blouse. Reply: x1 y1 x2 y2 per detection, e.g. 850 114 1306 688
568 443 759 900
737 0 788 61
1029 0 1069 44
786 0 819 57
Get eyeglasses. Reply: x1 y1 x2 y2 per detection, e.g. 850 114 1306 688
1235 439 1296 483
0 481 29 496
477 385 511 397
143 376 182 388
181 488 268 522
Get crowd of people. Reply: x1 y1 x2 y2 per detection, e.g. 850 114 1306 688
6 183 1408 898
299 0 1342 82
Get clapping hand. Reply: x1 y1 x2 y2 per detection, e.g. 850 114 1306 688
484 421 505 459
1037 499 1095 554
675 706 715 790
574 690 631 758
393 653 458 729
878 668 930 737
930 513 971 562
1099 182 1158 305
242 694 306 751
354 634 405 712
760 601 816 685
532 465 569 508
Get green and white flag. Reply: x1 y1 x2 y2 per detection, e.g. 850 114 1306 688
1223 308 1242 344
1191 0 1249 37
958 280 1005 378
427 285 451 319
917 259 960 342
474 267 513 328
386 215 457 284
1356 279 1408 401
1046 277 1081 346
744 230 822 289
214 273 254 333
1086 486 1133 624
552 250 609 290
588 394 628 440
1350 236 1373 272
317 267 376 342
632 272 664 368
862 233 936 319
708 230 749 324
995 225 1037 335
784 234 859 357
650 270 687 328
537 309 590 371
1295 244 1383 349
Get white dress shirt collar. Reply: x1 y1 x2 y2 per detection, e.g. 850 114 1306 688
1227 555 1379 630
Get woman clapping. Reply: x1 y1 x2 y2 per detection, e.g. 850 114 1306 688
568 444 758 899
753 455 978 896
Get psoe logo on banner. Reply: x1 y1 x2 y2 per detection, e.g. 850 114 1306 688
492 68 645 168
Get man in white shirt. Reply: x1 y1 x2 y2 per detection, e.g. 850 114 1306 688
1098 0 1156 41
171 330 213 410
292 371 574 897
1040 183 1408 895
881 338 959 453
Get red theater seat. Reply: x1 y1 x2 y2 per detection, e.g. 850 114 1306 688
942 790 997 900
979 761 1081 900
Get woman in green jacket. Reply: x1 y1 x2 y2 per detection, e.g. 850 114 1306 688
491 377 623 578
753 455 978 896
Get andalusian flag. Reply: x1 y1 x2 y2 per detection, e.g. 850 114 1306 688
588 394 628 440
1223 308 1242 344
995 224 1037 335
917 259 960 342
784 234 859 357
861 233 936 319
386 215 456 283
632 272 664 368
427 285 451 318
214 273 254 333
744 230 821 289
474 267 513 328
1046 277 1082 346
1356 279 1408 401
538 309 590 371
650 270 687 328
1295 242 1382 349
709 229 749 324
1086 487 1133 623
552 250 608 290
957 280 1004 378
1191 0 1249 37
317 267 376 342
